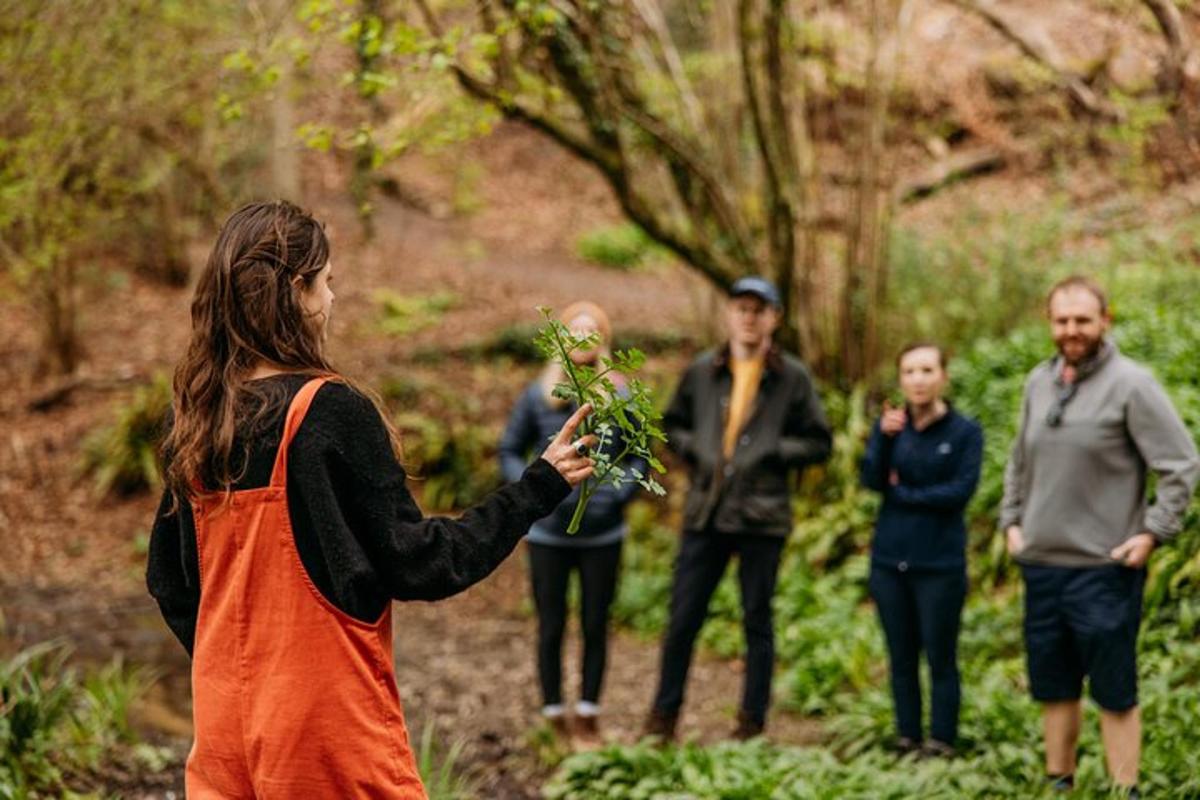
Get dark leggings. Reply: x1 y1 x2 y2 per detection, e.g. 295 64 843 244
868 564 967 744
528 540 623 706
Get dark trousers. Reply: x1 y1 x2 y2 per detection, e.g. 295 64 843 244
528 540 622 707
868 563 967 744
652 531 785 725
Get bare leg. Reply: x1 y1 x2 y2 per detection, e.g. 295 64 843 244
1100 706 1141 788
1043 700 1083 776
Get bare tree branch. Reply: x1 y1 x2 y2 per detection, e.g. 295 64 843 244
1142 0 1191 96
412 0 618 173
948 0 1124 121
629 0 705 135
896 147 1006 203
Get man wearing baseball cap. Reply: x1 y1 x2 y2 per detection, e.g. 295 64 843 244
643 275 832 740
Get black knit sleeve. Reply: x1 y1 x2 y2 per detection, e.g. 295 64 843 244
314 385 571 602
146 486 200 656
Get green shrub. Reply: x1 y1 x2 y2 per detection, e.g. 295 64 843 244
470 323 544 364
413 720 476 800
0 643 166 797
373 289 458 336
378 374 428 408
576 223 663 270
395 412 500 511
79 374 171 497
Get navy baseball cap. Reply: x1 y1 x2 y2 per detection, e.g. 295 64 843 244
729 276 782 308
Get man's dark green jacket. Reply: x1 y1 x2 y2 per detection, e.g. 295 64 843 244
665 344 832 536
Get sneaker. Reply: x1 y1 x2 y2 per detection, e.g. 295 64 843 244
919 739 956 759
641 709 679 742
893 736 922 756
730 711 765 741
1047 773 1075 792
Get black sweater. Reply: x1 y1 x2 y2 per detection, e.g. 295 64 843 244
859 406 984 571
145 374 570 656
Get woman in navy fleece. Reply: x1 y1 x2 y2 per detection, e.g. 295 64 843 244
861 343 983 758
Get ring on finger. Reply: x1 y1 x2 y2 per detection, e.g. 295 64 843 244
573 440 589 457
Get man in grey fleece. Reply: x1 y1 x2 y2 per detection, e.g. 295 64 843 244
1000 275 1199 797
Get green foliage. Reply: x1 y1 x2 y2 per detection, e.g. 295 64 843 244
535 308 668 533
373 289 459 337
791 384 878 568
468 323 546 364
0 1 253 372
884 205 1072 353
378 374 428 408
0 643 166 798
80 375 172 498
575 224 665 270
1101 92 1172 185
395 412 500 511
413 720 476 800
291 0 500 220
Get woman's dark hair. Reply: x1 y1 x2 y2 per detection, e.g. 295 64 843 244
163 200 401 500
896 341 947 370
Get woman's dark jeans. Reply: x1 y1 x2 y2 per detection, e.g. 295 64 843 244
868 563 967 745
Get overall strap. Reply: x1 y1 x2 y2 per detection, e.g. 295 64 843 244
269 377 331 488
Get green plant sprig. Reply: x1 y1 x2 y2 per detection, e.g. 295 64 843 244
534 307 668 533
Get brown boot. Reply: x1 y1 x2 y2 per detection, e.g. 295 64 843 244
730 711 765 741
544 712 570 740
641 708 679 742
572 713 604 751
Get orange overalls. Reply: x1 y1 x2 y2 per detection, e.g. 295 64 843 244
186 377 426 798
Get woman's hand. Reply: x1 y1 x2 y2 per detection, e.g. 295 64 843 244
880 401 907 437
541 403 598 487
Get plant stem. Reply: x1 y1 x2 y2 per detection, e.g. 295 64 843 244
567 484 592 534
549 319 599 535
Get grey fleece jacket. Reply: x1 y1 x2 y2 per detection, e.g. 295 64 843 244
999 340 1199 567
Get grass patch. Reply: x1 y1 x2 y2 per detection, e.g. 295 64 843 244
576 223 666 270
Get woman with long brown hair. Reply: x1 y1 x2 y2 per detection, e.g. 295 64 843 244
146 200 595 798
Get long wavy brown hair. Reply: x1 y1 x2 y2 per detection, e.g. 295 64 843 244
163 200 401 501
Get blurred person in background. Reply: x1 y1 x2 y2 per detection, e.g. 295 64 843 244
499 301 645 750
643 276 832 741
1000 275 1199 797
860 342 983 759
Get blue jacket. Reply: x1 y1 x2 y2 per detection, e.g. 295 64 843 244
499 382 645 547
860 406 984 571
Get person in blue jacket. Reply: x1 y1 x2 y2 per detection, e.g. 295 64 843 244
860 342 984 758
499 301 645 748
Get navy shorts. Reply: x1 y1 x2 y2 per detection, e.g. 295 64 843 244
1021 563 1145 712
